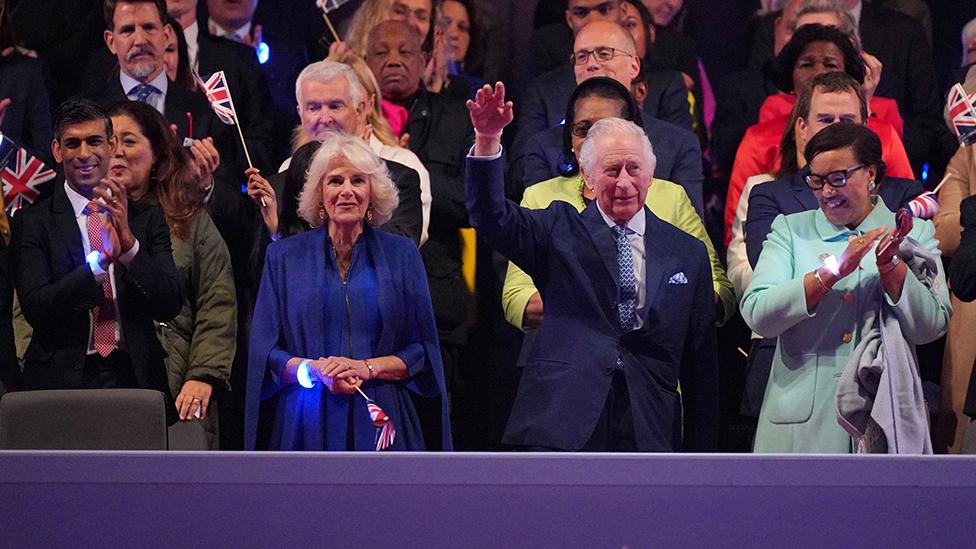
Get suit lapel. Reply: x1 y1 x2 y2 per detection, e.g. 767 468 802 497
581 202 620 287
790 170 818 211
581 202 625 326
51 185 85 268
640 210 676 323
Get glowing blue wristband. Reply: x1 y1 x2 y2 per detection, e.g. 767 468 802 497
296 359 316 389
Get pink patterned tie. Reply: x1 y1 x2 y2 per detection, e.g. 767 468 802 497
85 201 117 357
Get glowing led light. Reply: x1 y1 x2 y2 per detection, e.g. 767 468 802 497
257 42 270 65
297 359 315 388
822 254 840 276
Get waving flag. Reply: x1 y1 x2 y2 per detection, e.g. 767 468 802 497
316 0 353 13
193 70 238 126
906 191 940 219
192 70 255 172
366 400 396 451
947 83 976 146
3 148 55 215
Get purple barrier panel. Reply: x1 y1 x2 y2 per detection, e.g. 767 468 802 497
1 452 974 548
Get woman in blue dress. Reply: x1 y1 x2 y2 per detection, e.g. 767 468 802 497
245 134 450 451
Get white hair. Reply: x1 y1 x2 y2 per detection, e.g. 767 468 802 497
295 60 364 107
963 17 976 66
298 133 399 228
578 117 656 179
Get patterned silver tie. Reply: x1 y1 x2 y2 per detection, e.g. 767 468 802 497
613 224 637 331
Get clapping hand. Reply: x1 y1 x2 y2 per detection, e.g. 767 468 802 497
876 208 912 271
91 176 136 264
834 226 887 280
187 137 221 191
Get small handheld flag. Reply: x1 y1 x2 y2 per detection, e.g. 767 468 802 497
193 70 264 205
355 385 396 451
192 70 254 170
2 148 55 216
906 191 940 219
947 83 976 147
316 0 349 43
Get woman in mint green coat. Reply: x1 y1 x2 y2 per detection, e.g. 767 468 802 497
741 123 950 453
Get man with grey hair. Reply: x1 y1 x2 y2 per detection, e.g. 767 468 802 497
466 83 718 452
252 59 426 246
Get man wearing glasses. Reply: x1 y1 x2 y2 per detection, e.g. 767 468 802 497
518 16 692 146
527 0 623 78
514 20 701 215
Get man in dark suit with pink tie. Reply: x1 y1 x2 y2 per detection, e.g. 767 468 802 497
12 100 180 401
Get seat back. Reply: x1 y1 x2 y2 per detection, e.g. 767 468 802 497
962 420 976 455
0 389 168 450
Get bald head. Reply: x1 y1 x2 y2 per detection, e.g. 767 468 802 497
572 21 641 88
365 20 426 103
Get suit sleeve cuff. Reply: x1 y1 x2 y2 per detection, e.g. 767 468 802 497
467 145 503 160
118 239 140 267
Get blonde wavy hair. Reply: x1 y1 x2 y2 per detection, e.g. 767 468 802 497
298 133 399 228
345 0 395 57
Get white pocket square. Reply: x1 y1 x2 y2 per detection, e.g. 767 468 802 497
668 272 688 285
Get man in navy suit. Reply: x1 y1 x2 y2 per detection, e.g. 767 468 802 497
515 20 692 154
466 83 718 452
12 100 181 398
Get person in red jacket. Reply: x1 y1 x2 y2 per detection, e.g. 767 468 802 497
723 24 913 245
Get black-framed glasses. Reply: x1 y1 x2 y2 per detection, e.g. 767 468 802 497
804 163 865 190
570 120 593 138
570 46 633 66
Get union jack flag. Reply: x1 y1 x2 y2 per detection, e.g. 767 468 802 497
193 70 238 126
947 83 976 146
366 400 396 451
316 0 353 13
2 148 55 215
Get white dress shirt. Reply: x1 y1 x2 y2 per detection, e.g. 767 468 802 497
208 18 251 43
183 20 201 73
63 183 140 354
120 70 168 115
596 202 647 329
